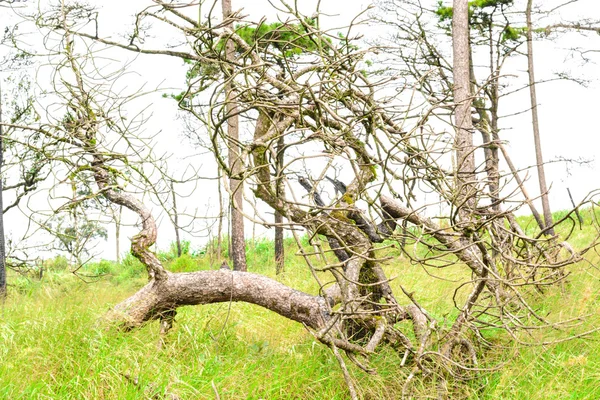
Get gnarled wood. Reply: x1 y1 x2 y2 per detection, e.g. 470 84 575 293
105 270 331 330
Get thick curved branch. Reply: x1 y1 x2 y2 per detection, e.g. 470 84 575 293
105 270 331 330
91 155 167 281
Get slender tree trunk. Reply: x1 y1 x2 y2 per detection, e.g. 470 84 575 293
442 0 481 356
526 0 554 235
217 167 224 259
469 48 500 213
222 0 247 271
274 134 285 274
115 205 122 263
170 180 182 257
274 212 284 274
452 0 476 217
566 188 583 224
498 142 546 230
0 80 6 299
70 178 81 265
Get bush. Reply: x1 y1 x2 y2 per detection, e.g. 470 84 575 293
85 259 117 276
168 254 199 273
110 253 146 284
44 255 69 272
158 240 192 262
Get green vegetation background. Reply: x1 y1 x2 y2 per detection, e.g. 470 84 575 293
2 209 600 399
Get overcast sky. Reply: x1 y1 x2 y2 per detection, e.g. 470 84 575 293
1 0 599 262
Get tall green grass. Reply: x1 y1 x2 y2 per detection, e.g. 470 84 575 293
1 209 600 399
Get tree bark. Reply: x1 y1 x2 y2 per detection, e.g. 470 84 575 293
526 0 555 235
217 167 224 259
105 270 330 330
452 0 476 217
222 0 247 271
274 134 285 275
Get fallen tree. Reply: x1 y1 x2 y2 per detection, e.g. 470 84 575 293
9 1 600 397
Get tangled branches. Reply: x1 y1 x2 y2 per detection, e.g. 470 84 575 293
14 1 600 397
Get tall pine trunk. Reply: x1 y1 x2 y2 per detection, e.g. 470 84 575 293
526 0 554 235
452 0 476 218
222 0 247 271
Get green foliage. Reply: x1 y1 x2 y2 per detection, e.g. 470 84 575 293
168 254 199 273
158 240 193 262
435 2 454 22
230 18 324 58
112 253 146 283
470 0 513 8
502 25 526 42
86 259 118 276
436 0 513 19
436 0 519 41
44 255 70 272
167 18 332 104
45 214 108 260
171 240 191 256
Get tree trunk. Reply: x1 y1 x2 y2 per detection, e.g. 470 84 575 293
526 0 555 235
452 0 476 217
105 270 331 331
115 205 122 263
498 141 546 230
217 167 224 259
0 80 6 299
222 0 247 271
469 48 500 213
170 180 182 257
567 187 583 224
274 134 285 275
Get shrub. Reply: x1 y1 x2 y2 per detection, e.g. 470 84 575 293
168 254 199 273
44 255 70 272
86 259 117 276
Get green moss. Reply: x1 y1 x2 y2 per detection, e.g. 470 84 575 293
341 193 355 205
330 210 354 224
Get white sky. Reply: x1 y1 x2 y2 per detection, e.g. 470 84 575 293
1 0 599 262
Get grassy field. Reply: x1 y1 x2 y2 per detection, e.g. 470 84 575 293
1 209 600 399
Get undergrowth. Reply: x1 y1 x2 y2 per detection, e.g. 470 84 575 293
1 208 600 399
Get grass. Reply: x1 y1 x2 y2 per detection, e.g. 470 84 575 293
2 209 600 399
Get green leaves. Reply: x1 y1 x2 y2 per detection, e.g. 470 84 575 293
502 25 526 42
436 0 514 24
168 18 332 104
216 18 329 59
435 0 527 43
